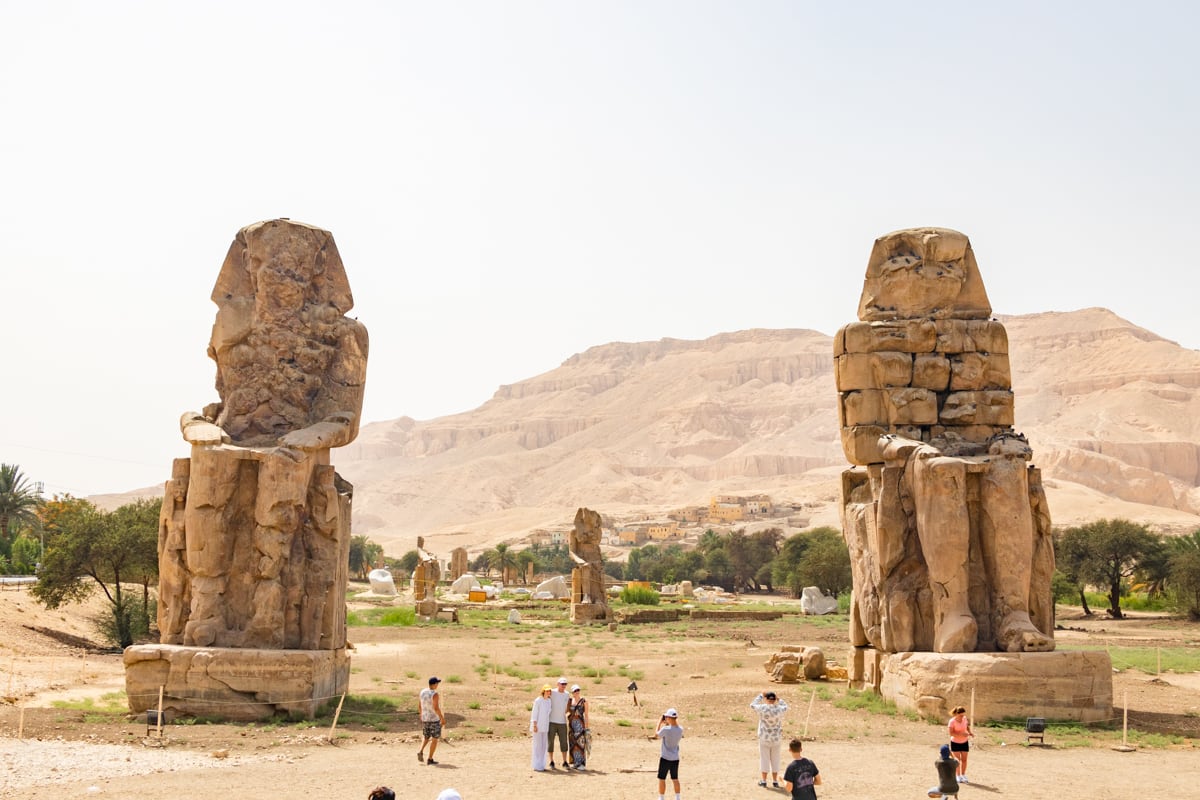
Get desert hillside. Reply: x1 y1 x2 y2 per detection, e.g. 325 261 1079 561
323 308 1200 557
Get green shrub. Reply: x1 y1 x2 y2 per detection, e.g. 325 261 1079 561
620 585 660 605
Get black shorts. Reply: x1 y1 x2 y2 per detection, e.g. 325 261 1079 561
657 757 680 780
950 740 969 752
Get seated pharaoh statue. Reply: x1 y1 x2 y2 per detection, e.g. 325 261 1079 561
837 228 1055 655
160 218 368 652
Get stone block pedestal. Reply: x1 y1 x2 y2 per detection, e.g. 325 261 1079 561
849 647 1113 723
124 644 349 721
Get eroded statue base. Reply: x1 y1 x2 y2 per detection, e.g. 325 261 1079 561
850 647 1113 722
124 644 349 721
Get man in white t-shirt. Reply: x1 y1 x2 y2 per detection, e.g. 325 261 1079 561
548 677 571 769
418 676 447 765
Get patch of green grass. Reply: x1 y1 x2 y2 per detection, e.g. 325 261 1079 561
730 713 747 722
476 726 493 734
467 701 482 710
51 691 128 715
731 661 743 669
445 675 463 684
1058 643 1200 674
292 720 319 729
617 666 644 681
493 714 507 721
503 664 537 681
406 670 419 679
346 607 417 627
616 719 633 727
834 689 900 716
317 694 403 728
532 657 552 665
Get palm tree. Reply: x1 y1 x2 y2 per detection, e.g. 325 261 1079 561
0 464 42 554
485 543 520 583
516 549 539 584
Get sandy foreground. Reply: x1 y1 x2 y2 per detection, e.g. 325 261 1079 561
1 590 1197 800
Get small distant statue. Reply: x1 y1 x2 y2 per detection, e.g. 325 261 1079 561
413 536 441 617
160 219 368 651
569 508 609 623
838 228 1054 654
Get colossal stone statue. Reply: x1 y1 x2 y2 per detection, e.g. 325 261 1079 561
125 219 367 719
837 228 1054 655
569 507 609 623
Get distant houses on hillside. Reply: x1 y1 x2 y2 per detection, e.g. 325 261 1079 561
515 494 793 553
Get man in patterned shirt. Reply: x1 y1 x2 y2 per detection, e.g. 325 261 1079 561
750 690 790 787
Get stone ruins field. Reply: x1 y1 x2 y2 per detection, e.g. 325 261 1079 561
1 588 1197 800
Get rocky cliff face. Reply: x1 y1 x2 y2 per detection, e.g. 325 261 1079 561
335 310 1200 553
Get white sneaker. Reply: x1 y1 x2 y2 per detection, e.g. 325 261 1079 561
959 776 969 784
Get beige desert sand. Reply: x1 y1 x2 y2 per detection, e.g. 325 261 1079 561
1 589 1196 800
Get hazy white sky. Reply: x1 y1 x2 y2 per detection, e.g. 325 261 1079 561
3 1 1197 498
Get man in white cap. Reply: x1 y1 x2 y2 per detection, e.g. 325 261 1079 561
548 677 571 768
655 707 684 800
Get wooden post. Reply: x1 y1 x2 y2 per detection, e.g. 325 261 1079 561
802 690 816 739
156 686 165 737
1122 689 1129 748
327 692 347 743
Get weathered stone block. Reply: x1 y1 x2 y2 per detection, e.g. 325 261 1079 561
884 388 938 426
841 426 886 465
877 650 1112 723
843 391 887 427
836 352 914 391
841 320 937 354
912 354 950 390
940 390 1015 426
949 352 1012 390
124 644 350 721
934 319 1009 354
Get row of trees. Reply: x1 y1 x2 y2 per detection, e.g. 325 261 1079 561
613 526 852 598
1055 519 1200 619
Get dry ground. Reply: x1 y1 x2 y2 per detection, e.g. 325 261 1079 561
1 587 1197 800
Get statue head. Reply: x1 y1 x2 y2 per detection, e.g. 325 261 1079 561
857 227 991 321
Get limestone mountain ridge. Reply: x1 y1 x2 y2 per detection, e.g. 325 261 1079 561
330 307 1200 556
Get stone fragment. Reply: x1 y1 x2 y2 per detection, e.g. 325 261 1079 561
800 586 838 615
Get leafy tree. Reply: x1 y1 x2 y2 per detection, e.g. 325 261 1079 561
603 560 625 581
399 549 421 574
10 533 41 574
1166 529 1200 619
1058 518 1161 619
484 542 519 583
792 528 852 598
1054 527 1094 615
32 496 160 648
349 535 384 581
0 464 42 558
515 548 539 584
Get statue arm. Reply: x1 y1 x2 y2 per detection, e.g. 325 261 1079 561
180 412 229 445
279 411 358 451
